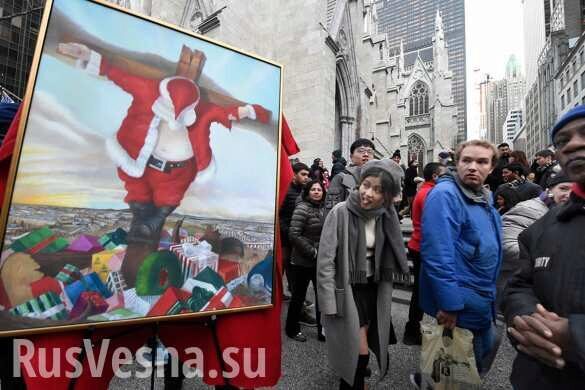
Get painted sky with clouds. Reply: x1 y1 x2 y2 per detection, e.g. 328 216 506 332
11 0 281 223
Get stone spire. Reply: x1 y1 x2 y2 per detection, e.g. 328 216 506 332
434 9 445 48
433 9 449 74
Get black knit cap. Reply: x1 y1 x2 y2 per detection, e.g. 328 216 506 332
546 171 572 188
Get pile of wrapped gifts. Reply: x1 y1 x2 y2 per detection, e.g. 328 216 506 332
1 227 273 323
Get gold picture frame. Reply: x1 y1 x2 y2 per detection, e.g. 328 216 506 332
0 0 283 336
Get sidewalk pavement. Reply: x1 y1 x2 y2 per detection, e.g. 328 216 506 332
110 294 515 389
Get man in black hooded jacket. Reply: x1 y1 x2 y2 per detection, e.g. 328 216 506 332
503 105 585 389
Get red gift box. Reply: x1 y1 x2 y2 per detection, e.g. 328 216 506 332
147 287 191 317
217 258 242 283
69 291 108 319
31 277 63 298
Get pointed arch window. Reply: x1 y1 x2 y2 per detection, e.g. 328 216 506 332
408 81 429 116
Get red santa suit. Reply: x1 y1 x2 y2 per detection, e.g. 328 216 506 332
79 50 269 207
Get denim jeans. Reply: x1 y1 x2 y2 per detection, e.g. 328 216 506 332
471 324 496 376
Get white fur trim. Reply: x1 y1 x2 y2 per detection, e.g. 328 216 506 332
244 104 256 120
177 104 197 127
151 95 175 124
76 50 102 76
153 76 200 128
106 116 160 178
196 155 216 184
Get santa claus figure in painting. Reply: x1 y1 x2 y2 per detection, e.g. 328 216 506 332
57 43 270 240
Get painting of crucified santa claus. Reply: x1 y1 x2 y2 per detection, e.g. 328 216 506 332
0 0 281 334
56 42 271 241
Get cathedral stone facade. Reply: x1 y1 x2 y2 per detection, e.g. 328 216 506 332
109 0 458 166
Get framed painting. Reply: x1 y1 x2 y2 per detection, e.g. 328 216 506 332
0 0 282 336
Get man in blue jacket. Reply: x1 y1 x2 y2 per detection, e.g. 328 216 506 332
420 139 502 376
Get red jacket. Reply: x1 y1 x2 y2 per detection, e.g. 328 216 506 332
0 109 298 389
407 181 435 252
99 59 240 177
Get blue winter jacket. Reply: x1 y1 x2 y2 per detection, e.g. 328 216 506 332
420 174 502 330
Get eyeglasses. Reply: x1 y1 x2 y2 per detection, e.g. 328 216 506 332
355 147 374 155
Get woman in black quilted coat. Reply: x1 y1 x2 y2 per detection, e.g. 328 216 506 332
285 179 326 342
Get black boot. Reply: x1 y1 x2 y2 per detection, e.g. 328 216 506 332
339 354 369 390
128 202 156 239
355 354 369 389
138 205 177 240
317 325 326 342
403 321 422 345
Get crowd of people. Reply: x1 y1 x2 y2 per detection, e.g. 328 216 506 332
279 106 585 389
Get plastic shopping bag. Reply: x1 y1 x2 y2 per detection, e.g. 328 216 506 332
420 324 481 390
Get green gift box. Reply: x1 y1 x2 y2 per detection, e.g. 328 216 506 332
56 264 82 285
98 228 127 250
10 226 53 252
10 292 68 320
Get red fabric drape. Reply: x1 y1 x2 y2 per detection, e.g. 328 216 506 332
0 105 21 204
0 112 299 389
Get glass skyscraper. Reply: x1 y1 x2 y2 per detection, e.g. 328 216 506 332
377 0 467 142
0 0 43 100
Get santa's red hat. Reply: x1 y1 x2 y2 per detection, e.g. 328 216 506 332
151 76 200 128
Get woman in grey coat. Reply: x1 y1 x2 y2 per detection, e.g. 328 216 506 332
317 159 409 389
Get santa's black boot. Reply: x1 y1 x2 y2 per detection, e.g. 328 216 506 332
128 202 156 239
137 205 177 241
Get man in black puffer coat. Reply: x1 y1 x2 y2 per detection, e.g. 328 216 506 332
503 105 585 389
279 162 310 293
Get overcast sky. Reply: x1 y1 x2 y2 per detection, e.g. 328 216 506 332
465 0 525 139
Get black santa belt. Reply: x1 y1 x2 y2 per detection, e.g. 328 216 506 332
148 155 192 173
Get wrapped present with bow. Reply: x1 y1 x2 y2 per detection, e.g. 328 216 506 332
98 228 127 250
10 226 69 254
170 241 219 282
183 267 235 312
9 291 68 320
55 263 82 285
123 288 150 316
64 272 112 306
105 293 125 312
147 287 191 316
69 291 109 319
68 234 102 253
91 250 125 282
217 258 242 283
31 276 63 298
106 271 127 295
